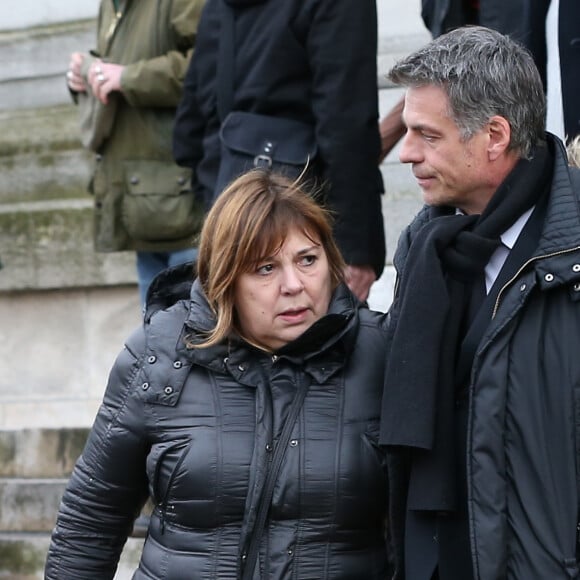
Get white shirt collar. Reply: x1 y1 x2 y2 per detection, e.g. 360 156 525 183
499 207 535 250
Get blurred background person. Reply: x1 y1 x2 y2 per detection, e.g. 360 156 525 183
66 0 206 307
173 0 386 303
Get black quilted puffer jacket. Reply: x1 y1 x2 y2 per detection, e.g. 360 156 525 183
45 272 390 579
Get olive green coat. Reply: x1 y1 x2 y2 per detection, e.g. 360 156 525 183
83 0 205 252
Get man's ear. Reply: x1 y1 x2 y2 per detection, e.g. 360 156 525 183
487 115 511 161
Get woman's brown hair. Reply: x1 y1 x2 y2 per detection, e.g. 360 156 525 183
192 170 345 348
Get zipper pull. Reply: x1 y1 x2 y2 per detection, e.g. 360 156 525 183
105 11 123 43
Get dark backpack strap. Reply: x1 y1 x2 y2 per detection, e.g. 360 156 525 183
240 376 311 579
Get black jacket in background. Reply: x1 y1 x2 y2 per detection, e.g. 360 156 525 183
173 0 386 277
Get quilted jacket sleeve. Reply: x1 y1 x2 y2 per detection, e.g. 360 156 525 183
44 327 150 580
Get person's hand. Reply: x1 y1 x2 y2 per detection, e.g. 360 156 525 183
344 264 376 302
378 95 406 164
88 60 125 104
66 52 88 93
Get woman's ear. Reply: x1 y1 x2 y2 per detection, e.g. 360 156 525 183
487 115 511 161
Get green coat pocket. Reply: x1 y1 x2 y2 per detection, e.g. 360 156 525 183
122 160 204 242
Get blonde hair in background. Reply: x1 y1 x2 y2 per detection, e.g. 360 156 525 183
191 170 346 349
566 135 580 168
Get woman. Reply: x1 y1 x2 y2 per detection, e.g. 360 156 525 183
44 171 390 579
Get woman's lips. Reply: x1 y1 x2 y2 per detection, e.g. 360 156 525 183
278 308 309 323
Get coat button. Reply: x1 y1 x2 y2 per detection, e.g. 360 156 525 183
290 439 298 447
130 175 139 185
238 364 245 372
173 360 182 369
148 355 157 364
141 382 149 390
163 386 174 395
544 273 554 282
265 444 273 452
573 264 580 273
287 548 294 556
519 283 526 292
574 283 580 292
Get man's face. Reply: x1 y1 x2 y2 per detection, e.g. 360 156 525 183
399 84 493 215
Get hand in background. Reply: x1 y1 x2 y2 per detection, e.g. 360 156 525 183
345 264 376 303
88 60 125 104
378 95 406 164
67 52 88 93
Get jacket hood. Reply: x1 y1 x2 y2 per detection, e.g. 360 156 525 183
144 261 197 323
143 257 362 380
181 278 360 380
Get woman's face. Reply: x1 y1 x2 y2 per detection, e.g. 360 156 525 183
234 227 333 351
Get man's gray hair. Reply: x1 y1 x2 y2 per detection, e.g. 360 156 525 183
389 26 545 158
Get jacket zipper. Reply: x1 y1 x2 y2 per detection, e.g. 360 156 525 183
158 439 191 534
491 245 580 319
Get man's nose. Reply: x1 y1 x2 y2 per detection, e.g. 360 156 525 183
398 131 420 164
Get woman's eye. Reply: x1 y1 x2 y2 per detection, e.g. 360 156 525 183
300 255 317 267
257 263 274 275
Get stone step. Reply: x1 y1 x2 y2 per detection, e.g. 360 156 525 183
0 199 136 291
0 532 144 580
0 104 93 205
0 20 95 111
0 478 65 533
0 428 88 479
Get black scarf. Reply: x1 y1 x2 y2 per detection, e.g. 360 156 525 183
379 143 553 512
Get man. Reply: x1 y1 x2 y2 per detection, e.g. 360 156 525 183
380 26 580 579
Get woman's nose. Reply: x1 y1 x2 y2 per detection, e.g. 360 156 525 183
280 267 304 294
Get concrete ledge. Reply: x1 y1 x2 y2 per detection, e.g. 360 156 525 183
0 20 95 111
0 201 137 291
0 286 141 431
0 479 65 532
0 429 88 478
0 532 144 580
